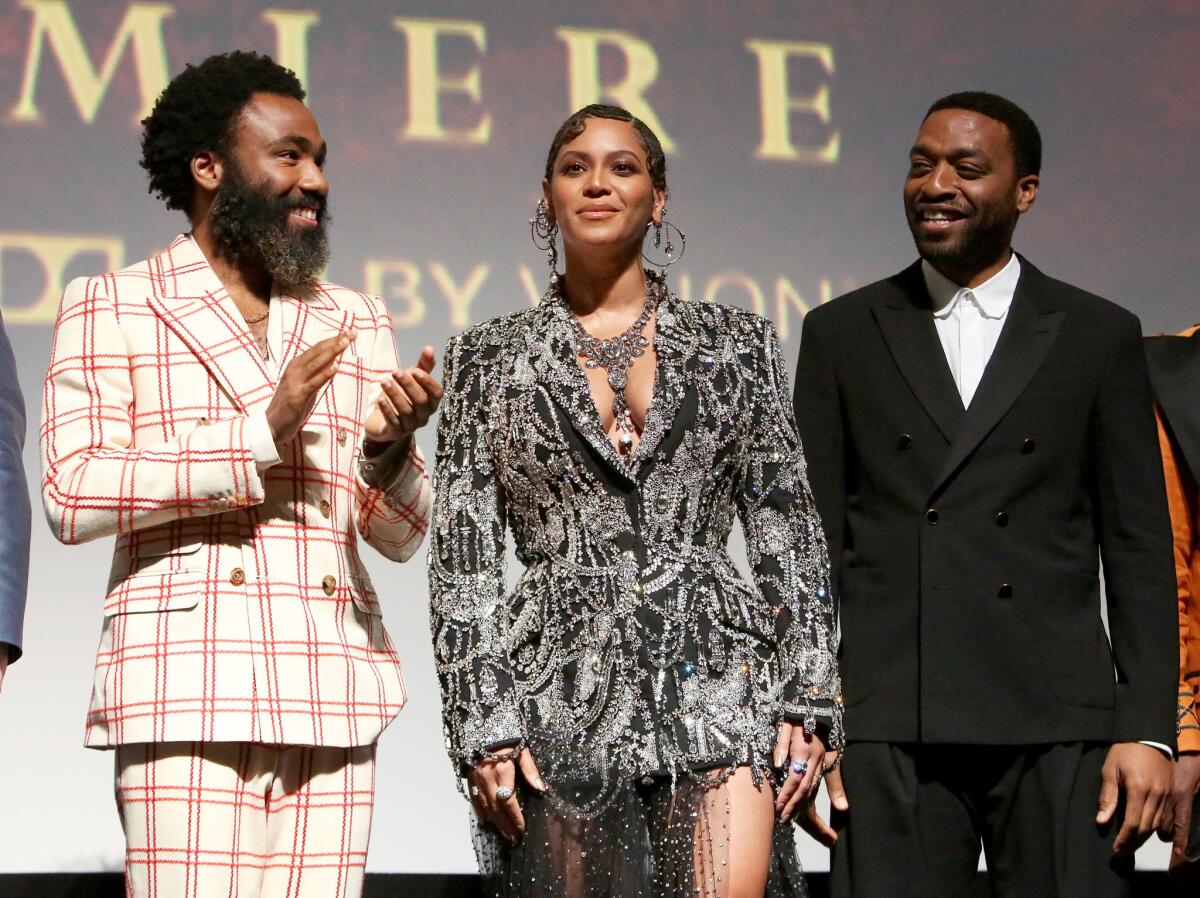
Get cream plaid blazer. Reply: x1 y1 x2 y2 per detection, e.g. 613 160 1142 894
41 235 430 748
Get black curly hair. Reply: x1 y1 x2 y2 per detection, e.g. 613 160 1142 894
544 104 667 195
925 91 1042 178
140 51 305 215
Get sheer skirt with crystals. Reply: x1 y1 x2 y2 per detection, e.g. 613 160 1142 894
473 767 808 898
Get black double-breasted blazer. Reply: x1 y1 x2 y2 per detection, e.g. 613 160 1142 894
794 255 1177 747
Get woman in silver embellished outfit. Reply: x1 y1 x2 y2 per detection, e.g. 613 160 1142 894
428 104 842 898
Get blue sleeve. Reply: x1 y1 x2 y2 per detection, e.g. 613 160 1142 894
0 310 30 662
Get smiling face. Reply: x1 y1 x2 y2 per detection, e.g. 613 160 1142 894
904 108 1038 282
207 92 331 290
543 116 665 262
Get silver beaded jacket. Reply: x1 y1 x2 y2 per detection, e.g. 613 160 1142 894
428 282 842 795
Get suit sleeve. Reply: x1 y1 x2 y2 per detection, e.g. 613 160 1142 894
427 334 523 773
1156 409 1200 752
353 296 431 562
40 277 266 545
793 311 846 586
0 310 30 663
1092 315 1179 747
736 318 843 747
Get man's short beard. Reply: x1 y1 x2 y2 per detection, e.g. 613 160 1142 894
910 204 1016 276
208 158 330 293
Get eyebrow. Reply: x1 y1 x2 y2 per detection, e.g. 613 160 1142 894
910 143 991 162
275 134 328 164
558 148 644 164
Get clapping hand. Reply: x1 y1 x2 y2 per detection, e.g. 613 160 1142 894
267 331 356 447
363 345 443 445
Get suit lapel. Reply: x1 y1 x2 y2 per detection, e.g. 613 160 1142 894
871 263 965 444
146 236 352 416
632 296 696 473
276 287 353 414
540 302 638 484
146 236 275 413
276 287 352 372
931 259 1065 492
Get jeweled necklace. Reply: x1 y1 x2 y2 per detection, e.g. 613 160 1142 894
567 286 659 458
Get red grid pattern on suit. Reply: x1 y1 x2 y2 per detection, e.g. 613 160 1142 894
40 235 431 748
116 741 375 898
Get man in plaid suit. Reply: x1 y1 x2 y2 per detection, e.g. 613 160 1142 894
40 52 438 898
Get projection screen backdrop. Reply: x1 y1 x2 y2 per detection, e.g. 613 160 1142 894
0 0 1196 874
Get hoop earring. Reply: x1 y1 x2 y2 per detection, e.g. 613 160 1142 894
530 199 561 286
642 209 685 274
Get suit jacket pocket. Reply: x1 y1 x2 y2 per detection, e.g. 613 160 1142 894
103 570 204 616
107 538 205 591
349 574 382 616
1027 572 1115 710
715 578 777 648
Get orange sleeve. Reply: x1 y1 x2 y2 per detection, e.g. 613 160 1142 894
1157 408 1200 752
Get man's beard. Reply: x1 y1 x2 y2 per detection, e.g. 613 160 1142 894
907 201 1015 275
209 160 330 293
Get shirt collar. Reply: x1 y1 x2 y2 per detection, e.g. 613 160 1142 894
923 253 1021 320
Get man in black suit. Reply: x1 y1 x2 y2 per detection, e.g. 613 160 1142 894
793 92 1177 896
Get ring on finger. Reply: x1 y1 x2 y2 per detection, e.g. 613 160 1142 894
495 785 515 801
791 759 808 777
469 784 481 798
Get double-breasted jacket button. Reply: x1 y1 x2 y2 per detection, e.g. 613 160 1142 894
997 583 1013 599
1021 438 1036 454
336 428 348 446
897 433 913 451
995 512 1009 527
229 567 245 586
319 499 331 518
321 574 337 596
925 508 940 525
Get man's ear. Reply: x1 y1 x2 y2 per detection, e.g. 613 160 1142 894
1015 173 1039 214
191 150 223 197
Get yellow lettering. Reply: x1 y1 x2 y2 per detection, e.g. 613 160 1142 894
262 8 320 92
0 233 123 324
12 1 172 125
703 272 766 316
556 27 675 152
429 262 489 328
774 276 833 341
745 39 839 163
364 260 426 329
394 18 490 145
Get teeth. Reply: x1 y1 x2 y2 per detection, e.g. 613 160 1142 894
294 208 317 220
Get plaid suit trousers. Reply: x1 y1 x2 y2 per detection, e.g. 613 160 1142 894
115 741 375 898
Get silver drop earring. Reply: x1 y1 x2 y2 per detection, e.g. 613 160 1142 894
530 198 561 285
642 205 686 275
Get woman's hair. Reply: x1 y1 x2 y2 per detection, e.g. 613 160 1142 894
543 104 668 195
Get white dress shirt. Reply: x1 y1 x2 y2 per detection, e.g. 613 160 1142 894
922 252 1172 758
923 253 1020 408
